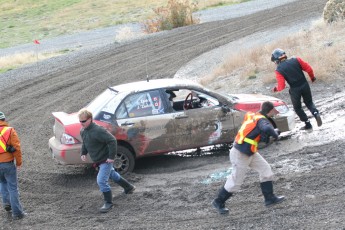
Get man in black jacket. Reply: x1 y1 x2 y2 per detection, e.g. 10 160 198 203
271 48 322 130
212 102 285 215
79 109 135 213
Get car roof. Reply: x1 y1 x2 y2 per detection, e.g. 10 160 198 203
110 78 203 93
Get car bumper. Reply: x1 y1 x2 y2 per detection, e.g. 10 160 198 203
274 110 295 132
48 137 92 164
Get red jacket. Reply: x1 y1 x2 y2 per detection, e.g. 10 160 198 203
274 57 315 91
0 120 23 166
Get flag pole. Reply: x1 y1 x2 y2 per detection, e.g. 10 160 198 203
34 39 40 64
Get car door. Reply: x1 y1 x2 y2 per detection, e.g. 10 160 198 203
115 89 178 157
167 89 238 150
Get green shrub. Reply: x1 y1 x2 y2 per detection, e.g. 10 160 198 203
142 0 199 33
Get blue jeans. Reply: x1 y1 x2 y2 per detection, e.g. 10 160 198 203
97 163 121 193
0 162 24 217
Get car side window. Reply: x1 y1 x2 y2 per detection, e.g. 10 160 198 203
116 90 167 119
171 89 220 111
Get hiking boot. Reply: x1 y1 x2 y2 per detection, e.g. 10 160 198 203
300 121 312 130
313 112 322 127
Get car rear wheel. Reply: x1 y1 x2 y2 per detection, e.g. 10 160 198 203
114 145 135 175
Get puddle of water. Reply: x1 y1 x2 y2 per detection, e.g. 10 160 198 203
201 168 232 184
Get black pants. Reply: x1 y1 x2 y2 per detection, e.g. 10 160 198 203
289 82 318 122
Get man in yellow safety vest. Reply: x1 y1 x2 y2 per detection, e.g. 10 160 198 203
212 101 285 215
0 111 26 220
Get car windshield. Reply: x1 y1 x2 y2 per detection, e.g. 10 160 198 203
86 89 118 115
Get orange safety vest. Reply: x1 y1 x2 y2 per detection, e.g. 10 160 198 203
0 127 12 153
235 112 265 153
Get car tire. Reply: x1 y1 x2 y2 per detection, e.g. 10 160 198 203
114 145 135 175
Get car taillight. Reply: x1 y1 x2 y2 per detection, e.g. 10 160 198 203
60 133 79 145
234 103 261 112
275 104 289 114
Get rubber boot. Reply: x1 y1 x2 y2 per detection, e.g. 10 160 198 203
313 112 322 127
300 120 312 130
260 181 285 206
212 187 232 214
100 191 113 213
117 177 136 194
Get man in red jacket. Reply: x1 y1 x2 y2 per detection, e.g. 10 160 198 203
271 48 322 130
0 111 26 220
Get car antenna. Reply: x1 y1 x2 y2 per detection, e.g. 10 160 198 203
145 40 149 82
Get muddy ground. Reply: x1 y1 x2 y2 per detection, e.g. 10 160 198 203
1 0 345 229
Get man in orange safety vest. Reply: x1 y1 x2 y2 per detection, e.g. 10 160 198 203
0 111 26 220
212 101 285 215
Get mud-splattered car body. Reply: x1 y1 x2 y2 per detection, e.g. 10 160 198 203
49 78 295 174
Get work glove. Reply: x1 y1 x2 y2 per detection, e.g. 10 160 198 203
272 87 278 93
311 77 316 83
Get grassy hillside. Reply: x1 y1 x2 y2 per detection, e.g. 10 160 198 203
0 0 246 48
200 20 345 87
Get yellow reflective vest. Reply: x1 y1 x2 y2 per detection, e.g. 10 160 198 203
235 112 265 153
0 126 12 153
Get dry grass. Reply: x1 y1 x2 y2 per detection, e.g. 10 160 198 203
0 0 243 73
0 51 65 73
0 0 243 49
200 20 345 88
142 0 199 33
114 26 144 43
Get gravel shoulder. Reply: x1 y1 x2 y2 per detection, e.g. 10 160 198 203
2 0 345 229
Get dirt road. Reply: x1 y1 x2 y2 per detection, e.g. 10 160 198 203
2 0 345 229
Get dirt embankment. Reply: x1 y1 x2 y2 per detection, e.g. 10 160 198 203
3 0 345 229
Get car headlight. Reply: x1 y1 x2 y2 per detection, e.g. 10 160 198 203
60 133 78 145
275 104 289 114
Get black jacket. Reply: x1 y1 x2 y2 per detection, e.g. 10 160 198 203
80 122 117 163
276 57 308 88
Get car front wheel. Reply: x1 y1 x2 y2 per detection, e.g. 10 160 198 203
113 145 135 175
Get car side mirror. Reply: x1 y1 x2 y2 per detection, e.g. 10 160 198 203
221 104 231 113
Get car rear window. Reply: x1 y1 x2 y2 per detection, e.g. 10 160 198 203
116 90 167 119
87 89 117 115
